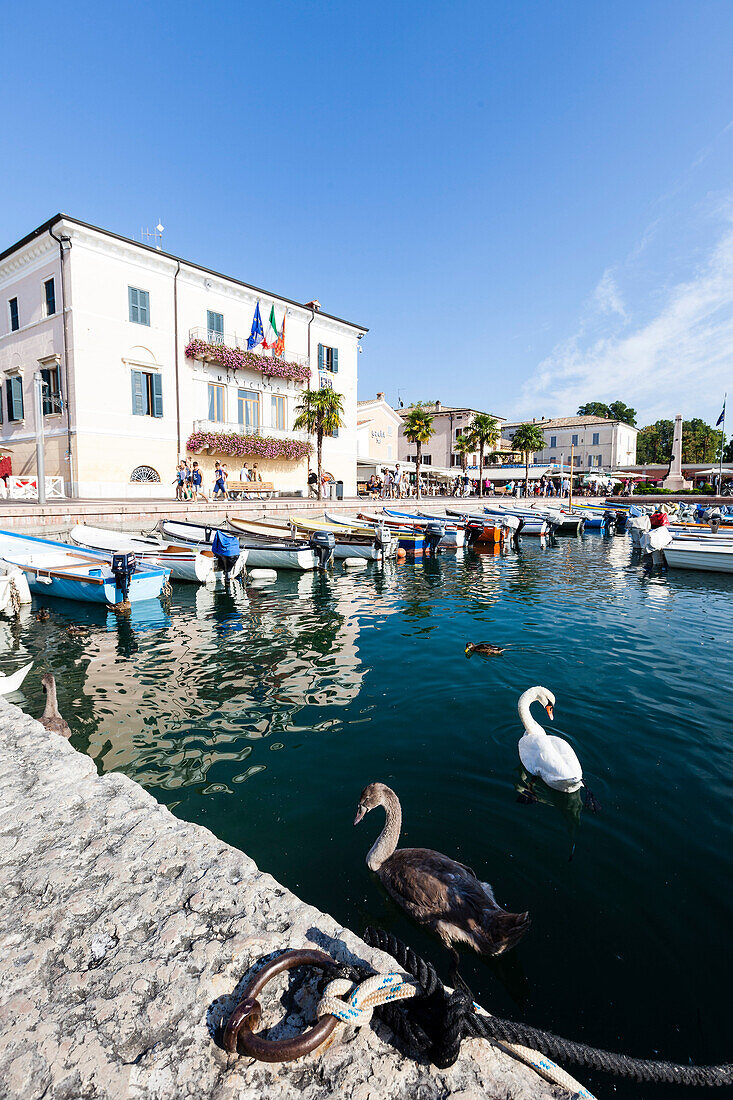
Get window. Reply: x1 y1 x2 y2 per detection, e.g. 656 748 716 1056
387 426 392 436
208 383 226 423
128 287 150 326
6 376 24 421
596 453 603 466
573 455 581 467
8 298 19 332
317 343 339 373
44 279 56 316
237 388 259 431
455 428 463 440
41 366 61 415
207 310 224 343
592 431 600 445
387 445 392 459
571 433 578 446
271 394 286 431
422 455 432 466
550 434 557 448
548 456 556 463
130 466 161 483
131 370 163 417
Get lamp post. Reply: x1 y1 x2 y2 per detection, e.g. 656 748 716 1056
33 371 46 505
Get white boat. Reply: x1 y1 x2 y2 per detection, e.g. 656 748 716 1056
69 524 216 584
0 530 169 605
161 519 315 572
468 508 550 537
664 539 733 573
294 514 396 560
374 509 465 549
0 562 32 613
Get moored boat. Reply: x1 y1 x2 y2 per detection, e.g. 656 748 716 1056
159 519 310 572
0 529 169 605
663 539 733 573
374 509 465 549
69 524 216 583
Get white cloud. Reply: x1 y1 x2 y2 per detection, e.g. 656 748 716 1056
515 214 733 426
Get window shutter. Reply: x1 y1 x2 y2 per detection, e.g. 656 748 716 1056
318 344 324 371
140 291 149 326
332 348 338 373
151 373 163 417
8 377 24 421
131 371 145 416
5 381 11 422
128 287 138 324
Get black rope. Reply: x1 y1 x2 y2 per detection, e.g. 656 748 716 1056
361 927 733 1086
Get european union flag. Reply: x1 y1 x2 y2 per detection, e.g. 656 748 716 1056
247 301 264 350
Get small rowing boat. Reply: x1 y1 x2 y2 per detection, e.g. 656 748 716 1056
69 524 216 583
157 520 308 572
0 530 169 605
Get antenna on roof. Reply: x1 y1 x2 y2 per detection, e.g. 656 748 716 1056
141 221 165 250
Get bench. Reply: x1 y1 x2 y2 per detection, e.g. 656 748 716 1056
224 481 275 500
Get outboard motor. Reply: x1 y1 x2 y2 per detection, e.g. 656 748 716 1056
709 509 722 534
512 517 525 550
211 530 241 581
309 530 335 569
423 522 444 555
465 520 483 545
374 524 391 556
614 509 627 532
603 510 617 535
111 552 137 602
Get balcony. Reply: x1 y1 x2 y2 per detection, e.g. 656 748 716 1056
193 419 309 442
187 327 309 369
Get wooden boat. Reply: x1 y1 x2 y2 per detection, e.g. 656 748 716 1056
158 519 311 572
0 529 169 605
446 508 539 539
296 514 400 558
319 511 422 555
228 516 384 563
371 509 465 549
69 524 216 583
663 538 733 573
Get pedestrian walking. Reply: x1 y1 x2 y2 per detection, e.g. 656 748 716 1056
191 461 206 501
213 462 228 500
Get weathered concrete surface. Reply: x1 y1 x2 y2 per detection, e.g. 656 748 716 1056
0 699 564 1099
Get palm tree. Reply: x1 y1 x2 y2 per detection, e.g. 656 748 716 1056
454 433 474 474
511 423 547 497
401 405 435 500
294 387 344 499
466 414 499 496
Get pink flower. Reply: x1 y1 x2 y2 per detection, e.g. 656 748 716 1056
185 339 311 382
185 430 312 460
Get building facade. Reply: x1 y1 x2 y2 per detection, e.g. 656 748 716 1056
397 402 509 470
501 415 638 470
356 392 402 476
0 215 366 497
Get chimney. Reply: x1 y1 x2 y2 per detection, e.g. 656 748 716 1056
435 400 442 411
304 299 321 312
532 417 536 423
376 392 385 400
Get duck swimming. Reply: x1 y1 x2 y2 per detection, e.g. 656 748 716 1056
465 642 505 657
66 625 89 638
354 782 530 983
517 686 599 810
35 608 50 622
40 673 71 738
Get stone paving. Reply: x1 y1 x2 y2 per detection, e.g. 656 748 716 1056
0 698 565 1099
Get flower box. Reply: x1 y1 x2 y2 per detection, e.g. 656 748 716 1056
185 339 311 383
186 431 311 461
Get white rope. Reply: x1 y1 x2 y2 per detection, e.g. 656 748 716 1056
317 971 596 1100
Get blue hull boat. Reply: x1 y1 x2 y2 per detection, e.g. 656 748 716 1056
0 529 169 605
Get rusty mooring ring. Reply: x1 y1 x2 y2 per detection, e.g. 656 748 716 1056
223 948 341 1062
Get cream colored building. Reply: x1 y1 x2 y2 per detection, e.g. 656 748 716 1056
0 215 366 497
356 392 402 480
397 402 510 470
501 415 638 470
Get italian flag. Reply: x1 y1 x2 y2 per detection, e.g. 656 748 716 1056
273 311 285 357
263 305 279 350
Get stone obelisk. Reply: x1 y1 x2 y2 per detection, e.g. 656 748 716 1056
662 414 691 490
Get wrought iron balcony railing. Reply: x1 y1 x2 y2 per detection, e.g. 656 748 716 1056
187 327 309 368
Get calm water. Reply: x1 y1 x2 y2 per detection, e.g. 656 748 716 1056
5 535 732 1099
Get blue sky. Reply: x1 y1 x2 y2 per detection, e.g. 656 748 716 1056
4 0 733 427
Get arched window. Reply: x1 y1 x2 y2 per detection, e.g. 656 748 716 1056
130 465 161 483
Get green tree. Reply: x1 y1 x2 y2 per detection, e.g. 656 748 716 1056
577 400 637 426
401 404 435 501
636 418 723 464
511 423 547 497
724 438 733 463
294 388 344 499
466 413 500 496
454 433 474 474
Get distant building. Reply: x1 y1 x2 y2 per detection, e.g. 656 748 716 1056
0 214 366 497
356 392 402 479
501 415 638 470
397 401 509 471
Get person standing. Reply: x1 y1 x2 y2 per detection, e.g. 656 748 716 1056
393 464 403 499
239 461 250 483
191 461 206 501
173 462 186 500
213 463 227 500
381 468 393 499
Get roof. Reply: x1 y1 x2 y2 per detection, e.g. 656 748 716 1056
398 404 504 420
502 415 637 431
0 214 368 333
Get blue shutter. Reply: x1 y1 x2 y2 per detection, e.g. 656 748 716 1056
151 373 163 417
131 371 145 415
318 344 324 371
8 377 24 421
332 347 338 373
5 381 11 421
140 290 150 326
128 287 138 323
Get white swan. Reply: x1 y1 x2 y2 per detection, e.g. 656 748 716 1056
517 686 583 793
0 661 32 696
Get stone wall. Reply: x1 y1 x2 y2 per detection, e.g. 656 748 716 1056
0 699 564 1099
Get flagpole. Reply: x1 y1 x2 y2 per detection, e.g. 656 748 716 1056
719 392 727 496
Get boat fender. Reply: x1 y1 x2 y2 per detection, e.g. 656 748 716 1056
111 552 137 600
249 568 277 582
309 530 335 569
343 557 368 569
